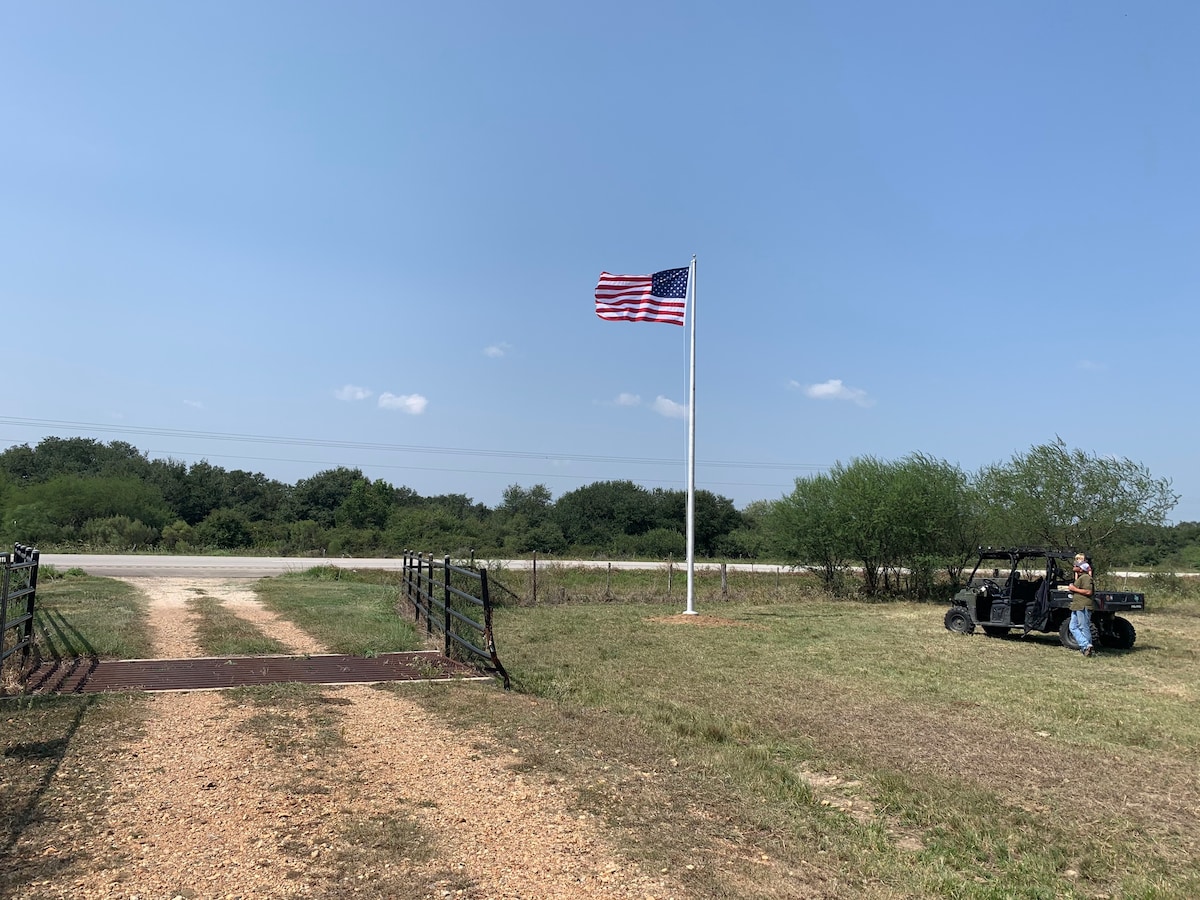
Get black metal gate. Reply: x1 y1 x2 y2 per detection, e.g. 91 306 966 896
1 544 40 680
401 552 509 688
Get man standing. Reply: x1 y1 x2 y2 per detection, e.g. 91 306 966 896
1066 553 1096 656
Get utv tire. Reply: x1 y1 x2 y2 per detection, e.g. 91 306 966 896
1059 619 1080 651
1059 618 1100 651
1104 616 1137 650
944 607 975 635
982 626 1011 638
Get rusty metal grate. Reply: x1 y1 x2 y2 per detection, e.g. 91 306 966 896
25 651 489 694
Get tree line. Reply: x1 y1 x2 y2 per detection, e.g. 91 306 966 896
0 437 1192 595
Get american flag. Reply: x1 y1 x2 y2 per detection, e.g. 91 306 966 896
594 267 689 326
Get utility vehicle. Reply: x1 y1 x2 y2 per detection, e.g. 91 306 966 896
943 547 1142 650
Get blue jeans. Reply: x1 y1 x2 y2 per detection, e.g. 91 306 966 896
1069 608 1093 651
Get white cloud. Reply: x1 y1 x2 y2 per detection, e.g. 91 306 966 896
378 392 428 414
652 396 688 419
335 384 372 402
1077 359 1106 371
614 392 642 406
483 342 512 358
183 399 204 409
801 378 874 408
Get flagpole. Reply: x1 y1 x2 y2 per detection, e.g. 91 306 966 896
684 255 698 615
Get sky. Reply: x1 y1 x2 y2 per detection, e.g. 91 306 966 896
2 1 1198 522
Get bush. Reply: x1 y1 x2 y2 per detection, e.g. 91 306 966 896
1140 571 1200 615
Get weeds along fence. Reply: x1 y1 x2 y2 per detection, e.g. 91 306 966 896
484 556 834 605
1 544 41 682
401 551 509 688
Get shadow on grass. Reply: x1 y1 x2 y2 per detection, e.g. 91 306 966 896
34 608 98 660
0 696 95 859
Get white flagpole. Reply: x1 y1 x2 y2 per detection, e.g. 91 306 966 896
684 255 698 615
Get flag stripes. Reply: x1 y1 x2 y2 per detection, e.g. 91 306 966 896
594 267 688 326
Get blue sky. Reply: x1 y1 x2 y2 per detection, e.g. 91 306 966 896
3 1 1197 521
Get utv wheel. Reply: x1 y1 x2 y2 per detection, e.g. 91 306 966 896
944 607 975 635
982 626 1010 638
1104 616 1137 650
1059 619 1080 651
1059 618 1100 651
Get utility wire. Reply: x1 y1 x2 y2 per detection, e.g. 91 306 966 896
0 416 829 474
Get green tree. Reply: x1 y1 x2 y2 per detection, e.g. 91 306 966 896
0 437 150 483
81 515 160 550
337 477 395 529
223 469 289 522
492 484 557 553
498 484 554 523
288 468 364 528
7 475 172 534
160 519 194 551
974 439 1178 564
887 453 978 594
168 461 230 526
648 488 744 557
714 499 773 559
194 508 253 550
552 481 655 550
767 472 847 589
768 454 974 597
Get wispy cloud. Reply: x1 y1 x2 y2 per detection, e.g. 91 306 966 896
794 378 874 408
483 342 512 358
335 384 373 402
378 392 428 414
652 396 688 419
614 392 642 406
183 399 204 409
1077 359 1106 371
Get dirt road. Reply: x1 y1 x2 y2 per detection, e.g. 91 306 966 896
13 578 683 899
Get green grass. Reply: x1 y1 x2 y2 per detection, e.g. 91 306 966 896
405 593 1200 899
7 565 1199 898
188 591 292 657
252 567 420 656
27 576 153 660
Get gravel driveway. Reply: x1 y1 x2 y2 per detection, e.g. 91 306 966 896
24 578 683 899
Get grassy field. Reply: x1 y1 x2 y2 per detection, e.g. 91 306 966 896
4 568 1199 898
399 587 1200 899
16 574 153 661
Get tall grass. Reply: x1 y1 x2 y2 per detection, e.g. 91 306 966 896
252 567 420 655
28 576 153 661
410 582 1200 899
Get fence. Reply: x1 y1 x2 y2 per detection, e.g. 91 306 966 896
401 551 510 688
1 544 41 680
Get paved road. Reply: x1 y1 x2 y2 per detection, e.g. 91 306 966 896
37 554 785 579
38 554 403 578
38 554 1157 580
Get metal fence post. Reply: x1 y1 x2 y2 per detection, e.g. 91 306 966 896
20 546 39 665
442 556 452 657
423 554 433 637
479 568 510 689
0 552 11 662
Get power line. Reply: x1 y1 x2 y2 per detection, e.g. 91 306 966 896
0 416 830 474
136 448 801 493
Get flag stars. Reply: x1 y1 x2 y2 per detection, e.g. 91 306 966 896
651 267 689 299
